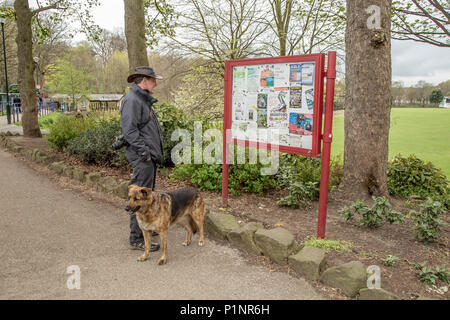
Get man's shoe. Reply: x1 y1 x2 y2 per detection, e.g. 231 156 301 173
130 241 160 252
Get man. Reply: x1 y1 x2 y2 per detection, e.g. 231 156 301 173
121 66 164 252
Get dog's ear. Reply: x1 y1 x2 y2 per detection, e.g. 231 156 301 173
140 187 152 198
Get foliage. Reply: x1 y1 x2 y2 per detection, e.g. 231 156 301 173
277 154 342 208
340 196 405 228
15 112 62 130
415 262 450 286
382 255 400 268
429 89 444 105
64 117 128 167
387 154 449 207
410 198 447 244
303 237 352 253
46 114 98 150
144 0 178 49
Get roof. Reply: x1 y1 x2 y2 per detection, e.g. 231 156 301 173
86 94 124 102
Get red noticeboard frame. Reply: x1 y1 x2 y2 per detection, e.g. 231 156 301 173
222 52 336 239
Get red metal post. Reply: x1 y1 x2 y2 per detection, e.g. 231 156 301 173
317 52 336 239
222 62 231 207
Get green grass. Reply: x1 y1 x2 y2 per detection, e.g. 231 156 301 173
331 108 450 177
15 112 62 130
303 237 352 253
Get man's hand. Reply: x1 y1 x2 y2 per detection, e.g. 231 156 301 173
146 156 152 162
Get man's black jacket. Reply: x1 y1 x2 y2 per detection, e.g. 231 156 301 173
121 83 164 167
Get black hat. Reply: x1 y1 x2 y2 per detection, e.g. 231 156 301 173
127 66 164 83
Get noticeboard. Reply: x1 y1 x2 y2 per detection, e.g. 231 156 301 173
224 54 326 158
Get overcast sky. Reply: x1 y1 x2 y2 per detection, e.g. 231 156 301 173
79 0 450 87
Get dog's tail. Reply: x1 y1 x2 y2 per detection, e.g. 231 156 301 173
188 215 198 234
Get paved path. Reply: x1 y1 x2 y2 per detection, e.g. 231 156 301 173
0 116 49 135
0 149 324 300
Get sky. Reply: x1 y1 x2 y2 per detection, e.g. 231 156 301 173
78 0 450 87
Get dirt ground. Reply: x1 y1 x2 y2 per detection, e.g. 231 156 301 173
9 136 450 300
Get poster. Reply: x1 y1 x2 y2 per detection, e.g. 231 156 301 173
231 60 316 150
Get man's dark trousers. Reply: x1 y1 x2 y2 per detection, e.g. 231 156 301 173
129 159 157 244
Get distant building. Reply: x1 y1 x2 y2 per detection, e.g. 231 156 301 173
86 94 124 112
439 97 450 109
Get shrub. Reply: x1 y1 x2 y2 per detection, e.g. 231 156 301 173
277 154 342 208
410 198 447 243
47 114 98 150
64 118 128 168
382 255 400 268
340 196 404 228
415 262 450 286
387 154 449 207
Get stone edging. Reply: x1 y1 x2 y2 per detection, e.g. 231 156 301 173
0 133 130 199
0 133 422 300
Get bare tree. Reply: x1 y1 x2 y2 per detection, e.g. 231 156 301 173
392 0 450 47
267 0 346 56
171 0 269 69
124 0 149 72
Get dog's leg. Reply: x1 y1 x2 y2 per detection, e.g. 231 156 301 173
158 230 168 265
137 230 151 262
191 201 205 247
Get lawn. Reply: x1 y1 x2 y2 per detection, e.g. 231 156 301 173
331 108 450 177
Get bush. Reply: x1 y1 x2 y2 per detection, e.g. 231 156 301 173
277 154 342 208
47 114 98 150
340 196 404 228
64 118 128 168
410 198 447 243
387 154 449 207
170 149 278 196
415 262 450 286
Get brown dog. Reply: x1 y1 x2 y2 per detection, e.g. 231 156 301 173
126 184 205 265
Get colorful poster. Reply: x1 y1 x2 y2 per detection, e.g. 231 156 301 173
257 108 268 128
301 63 315 85
260 66 275 87
290 64 302 83
289 86 302 109
289 113 313 136
233 66 246 88
257 93 268 109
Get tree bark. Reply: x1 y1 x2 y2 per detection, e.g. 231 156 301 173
15 0 41 138
124 0 149 73
342 0 392 197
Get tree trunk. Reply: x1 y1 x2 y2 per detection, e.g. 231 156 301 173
15 0 41 138
342 0 392 197
124 0 149 73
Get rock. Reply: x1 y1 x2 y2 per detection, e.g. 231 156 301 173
227 222 264 255
320 261 367 297
13 146 23 153
98 176 118 193
288 246 327 281
62 166 74 178
204 212 239 241
254 227 300 265
38 155 55 165
116 181 131 199
358 288 399 300
86 172 102 187
50 162 66 174
72 168 87 182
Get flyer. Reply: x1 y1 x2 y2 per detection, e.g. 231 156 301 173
247 67 259 92
233 66 246 89
289 64 302 83
260 66 275 88
302 86 314 110
301 63 315 85
289 86 302 109
288 113 313 136
274 63 290 88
